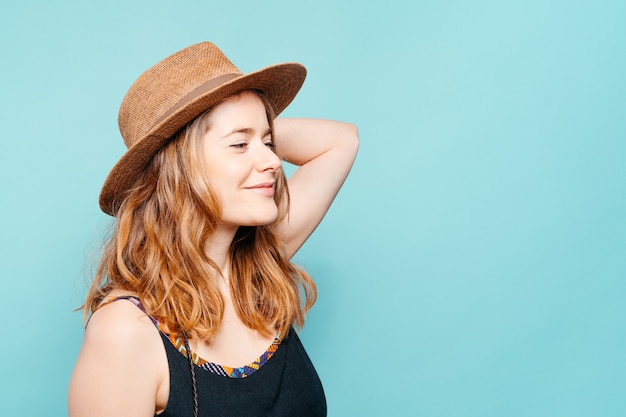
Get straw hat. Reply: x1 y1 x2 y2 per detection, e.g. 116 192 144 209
99 42 307 216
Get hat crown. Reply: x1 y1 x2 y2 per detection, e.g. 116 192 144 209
118 42 242 149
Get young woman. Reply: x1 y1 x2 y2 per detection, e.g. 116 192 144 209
68 42 358 417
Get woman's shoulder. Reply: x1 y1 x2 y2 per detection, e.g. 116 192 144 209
85 290 155 347
69 291 168 416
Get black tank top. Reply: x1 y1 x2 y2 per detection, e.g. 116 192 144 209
114 296 327 416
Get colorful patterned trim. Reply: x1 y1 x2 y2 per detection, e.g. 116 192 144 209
100 295 281 378
198 338 280 378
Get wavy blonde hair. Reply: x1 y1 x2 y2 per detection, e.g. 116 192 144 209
85 91 317 341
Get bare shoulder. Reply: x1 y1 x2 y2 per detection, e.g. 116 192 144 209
86 293 151 336
82 289 156 343
69 295 167 417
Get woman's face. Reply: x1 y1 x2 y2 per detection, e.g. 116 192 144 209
202 91 281 228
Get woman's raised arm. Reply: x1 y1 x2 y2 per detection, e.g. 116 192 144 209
274 118 359 257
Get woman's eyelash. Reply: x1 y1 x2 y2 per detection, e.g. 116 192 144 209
229 141 274 150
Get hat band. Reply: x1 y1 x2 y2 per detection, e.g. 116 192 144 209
153 72 242 127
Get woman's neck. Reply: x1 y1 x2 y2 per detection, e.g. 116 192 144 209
204 224 238 273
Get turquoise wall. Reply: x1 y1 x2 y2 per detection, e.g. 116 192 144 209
2 0 625 415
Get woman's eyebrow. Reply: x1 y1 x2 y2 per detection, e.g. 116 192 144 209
222 127 272 138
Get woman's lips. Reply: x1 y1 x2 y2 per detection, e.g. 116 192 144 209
246 182 275 197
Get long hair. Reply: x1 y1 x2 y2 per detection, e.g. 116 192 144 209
85 91 317 341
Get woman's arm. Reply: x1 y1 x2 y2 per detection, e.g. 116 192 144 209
68 301 167 417
274 118 359 257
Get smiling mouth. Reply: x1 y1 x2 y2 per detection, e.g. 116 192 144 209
246 183 275 197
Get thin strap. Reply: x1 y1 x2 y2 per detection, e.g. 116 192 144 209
182 330 199 417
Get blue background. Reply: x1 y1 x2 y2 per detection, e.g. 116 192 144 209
1 1 625 416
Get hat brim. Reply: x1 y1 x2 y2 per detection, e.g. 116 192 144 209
99 63 306 216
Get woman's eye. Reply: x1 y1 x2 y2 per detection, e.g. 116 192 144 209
264 142 275 150
230 143 248 149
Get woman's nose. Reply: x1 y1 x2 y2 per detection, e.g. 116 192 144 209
256 142 281 172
